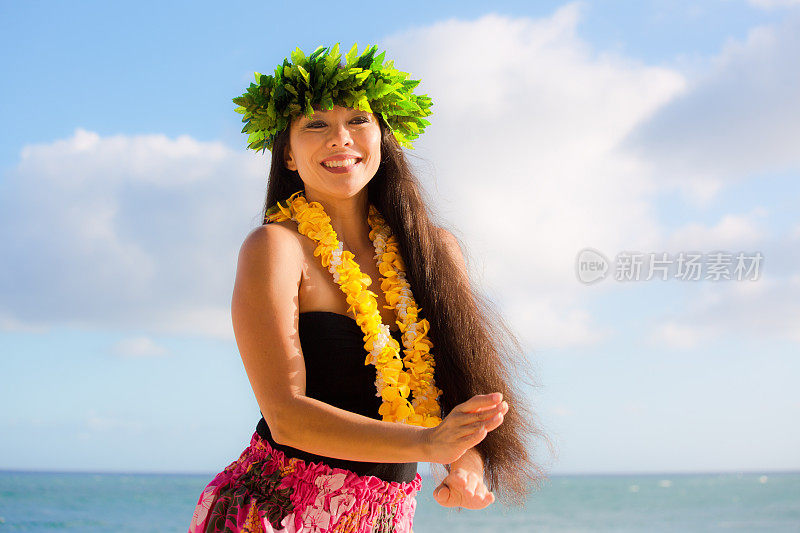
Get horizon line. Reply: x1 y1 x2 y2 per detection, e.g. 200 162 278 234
1 467 798 477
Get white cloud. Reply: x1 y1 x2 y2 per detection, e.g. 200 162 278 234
619 14 800 203
381 7 800 349
504 296 610 350
664 209 767 251
381 5 686 349
0 127 265 338
111 336 169 357
645 221 800 345
649 321 715 349
648 275 800 346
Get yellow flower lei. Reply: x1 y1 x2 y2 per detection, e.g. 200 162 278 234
265 190 443 427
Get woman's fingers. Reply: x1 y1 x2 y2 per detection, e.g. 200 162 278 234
483 408 506 432
469 400 507 422
457 393 503 414
456 402 506 435
457 402 508 438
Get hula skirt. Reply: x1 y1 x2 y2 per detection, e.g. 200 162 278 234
188 431 421 532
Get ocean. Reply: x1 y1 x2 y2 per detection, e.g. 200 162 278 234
0 470 798 532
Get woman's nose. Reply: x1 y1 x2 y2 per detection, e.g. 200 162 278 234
326 122 353 147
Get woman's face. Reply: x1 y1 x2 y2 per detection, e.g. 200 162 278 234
285 105 382 198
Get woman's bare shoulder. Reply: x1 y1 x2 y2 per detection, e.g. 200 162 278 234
238 220 303 265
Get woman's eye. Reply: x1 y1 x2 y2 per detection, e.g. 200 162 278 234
306 117 368 129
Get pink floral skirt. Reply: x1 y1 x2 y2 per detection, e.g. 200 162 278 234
188 431 421 532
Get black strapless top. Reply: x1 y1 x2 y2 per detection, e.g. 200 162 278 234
256 311 418 483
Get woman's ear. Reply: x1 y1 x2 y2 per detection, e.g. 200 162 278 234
284 145 297 171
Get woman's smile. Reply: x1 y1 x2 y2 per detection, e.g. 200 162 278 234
321 157 362 173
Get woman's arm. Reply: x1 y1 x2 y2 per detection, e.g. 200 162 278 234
232 224 429 464
448 447 484 474
274 395 429 463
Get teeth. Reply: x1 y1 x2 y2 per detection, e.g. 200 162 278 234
323 158 358 168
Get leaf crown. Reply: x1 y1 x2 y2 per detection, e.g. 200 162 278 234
232 43 433 153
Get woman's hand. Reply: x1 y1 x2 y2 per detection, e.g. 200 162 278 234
433 467 495 509
422 392 508 465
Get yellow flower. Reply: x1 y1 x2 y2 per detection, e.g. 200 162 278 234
381 384 401 402
394 399 413 420
350 291 379 315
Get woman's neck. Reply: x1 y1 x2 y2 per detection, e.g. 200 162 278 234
304 188 373 253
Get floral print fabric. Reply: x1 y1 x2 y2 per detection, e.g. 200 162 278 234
188 431 421 532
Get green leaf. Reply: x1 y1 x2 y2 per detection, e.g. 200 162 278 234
375 80 394 98
290 47 306 65
308 45 326 61
312 60 325 89
370 50 385 70
355 45 376 69
324 43 340 72
296 64 310 86
355 95 372 112
354 69 371 83
283 83 298 96
345 43 358 65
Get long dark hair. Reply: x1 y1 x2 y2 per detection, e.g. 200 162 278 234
260 114 555 508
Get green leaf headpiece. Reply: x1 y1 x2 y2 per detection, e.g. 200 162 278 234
233 43 433 153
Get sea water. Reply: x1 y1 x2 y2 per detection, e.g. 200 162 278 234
0 470 798 532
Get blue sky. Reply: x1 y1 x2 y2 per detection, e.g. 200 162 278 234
1 0 799 476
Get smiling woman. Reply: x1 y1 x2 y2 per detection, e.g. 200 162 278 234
187 43 553 533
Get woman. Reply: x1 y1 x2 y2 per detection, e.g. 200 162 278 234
189 43 552 533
